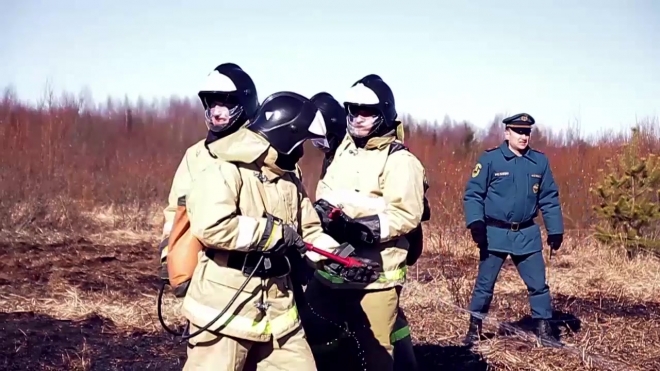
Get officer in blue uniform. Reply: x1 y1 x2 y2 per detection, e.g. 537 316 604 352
462 112 564 346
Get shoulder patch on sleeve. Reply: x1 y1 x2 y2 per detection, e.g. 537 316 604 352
471 162 483 178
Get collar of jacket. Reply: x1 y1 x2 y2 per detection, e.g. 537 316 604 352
340 132 397 152
499 140 538 163
259 147 289 180
206 128 289 181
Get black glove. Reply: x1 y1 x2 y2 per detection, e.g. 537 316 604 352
313 200 346 240
313 200 377 246
330 209 377 246
323 257 381 284
468 220 487 248
313 199 335 228
345 215 377 246
547 234 563 251
269 223 306 255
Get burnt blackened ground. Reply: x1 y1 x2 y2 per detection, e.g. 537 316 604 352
0 312 186 371
0 242 659 370
0 242 488 370
414 343 489 370
0 240 161 298
0 311 488 371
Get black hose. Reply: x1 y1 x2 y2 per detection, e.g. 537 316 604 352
156 255 264 341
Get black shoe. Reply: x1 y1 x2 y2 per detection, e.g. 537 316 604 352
462 315 483 346
535 319 558 347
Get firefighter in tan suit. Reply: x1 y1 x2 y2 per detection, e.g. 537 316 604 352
307 91 422 371
304 75 427 371
181 91 379 370
157 63 259 286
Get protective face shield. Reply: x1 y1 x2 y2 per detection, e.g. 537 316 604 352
311 92 346 153
343 75 397 141
199 70 245 134
202 94 243 133
343 82 387 139
346 104 383 138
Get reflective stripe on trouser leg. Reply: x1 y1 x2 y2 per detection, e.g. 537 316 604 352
316 266 407 286
184 295 300 339
390 325 411 343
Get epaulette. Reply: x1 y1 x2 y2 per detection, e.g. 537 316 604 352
485 146 498 152
530 148 545 154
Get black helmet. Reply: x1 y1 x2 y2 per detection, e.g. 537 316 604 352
311 92 346 151
246 91 326 156
198 63 259 133
343 74 397 139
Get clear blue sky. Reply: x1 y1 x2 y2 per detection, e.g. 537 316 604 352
2 0 659 137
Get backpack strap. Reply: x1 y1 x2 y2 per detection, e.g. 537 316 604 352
388 141 409 155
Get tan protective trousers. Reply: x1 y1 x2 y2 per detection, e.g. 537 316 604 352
182 325 317 371
303 277 400 371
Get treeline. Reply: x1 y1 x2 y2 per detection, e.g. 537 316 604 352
1 86 659 244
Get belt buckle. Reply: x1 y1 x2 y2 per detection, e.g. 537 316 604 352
510 222 520 232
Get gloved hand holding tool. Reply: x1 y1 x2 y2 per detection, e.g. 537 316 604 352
313 199 347 239
269 223 307 255
267 217 381 284
303 242 381 284
240 220 307 277
313 199 377 246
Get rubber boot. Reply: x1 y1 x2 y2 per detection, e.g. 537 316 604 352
462 315 482 346
535 319 558 347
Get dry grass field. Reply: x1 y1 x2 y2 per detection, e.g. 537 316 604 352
1 88 659 370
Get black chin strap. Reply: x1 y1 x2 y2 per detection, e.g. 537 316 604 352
275 146 304 171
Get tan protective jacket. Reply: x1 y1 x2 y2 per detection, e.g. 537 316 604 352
315 134 426 290
159 139 304 263
181 128 340 343
159 139 217 262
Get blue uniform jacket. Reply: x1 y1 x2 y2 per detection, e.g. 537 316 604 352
463 141 564 255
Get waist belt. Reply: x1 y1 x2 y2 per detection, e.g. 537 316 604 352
205 249 292 279
485 217 535 231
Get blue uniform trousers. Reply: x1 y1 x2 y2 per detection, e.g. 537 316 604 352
468 249 552 319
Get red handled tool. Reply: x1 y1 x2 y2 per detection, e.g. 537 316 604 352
328 207 343 220
303 243 365 268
